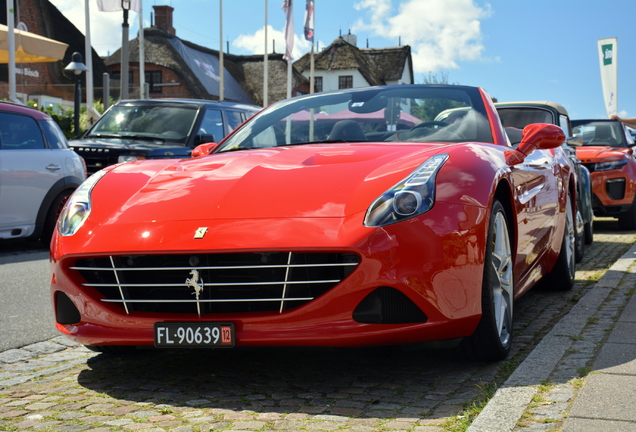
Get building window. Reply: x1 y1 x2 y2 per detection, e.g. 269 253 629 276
339 75 353 89
145 71 163 93
314 76 323 92
111 71 133 85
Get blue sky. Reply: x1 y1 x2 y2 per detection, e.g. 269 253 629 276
51 0 636 120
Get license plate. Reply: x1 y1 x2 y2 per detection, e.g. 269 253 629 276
154 322 235 348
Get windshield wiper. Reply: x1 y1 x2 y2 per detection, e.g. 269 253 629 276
90 133 166 142
120 135 166 143
89 133 124 139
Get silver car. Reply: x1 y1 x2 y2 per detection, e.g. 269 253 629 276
0 102 86 244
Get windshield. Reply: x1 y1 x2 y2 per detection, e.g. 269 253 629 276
572 120 632 148
217 85 492 152
88 104 199 145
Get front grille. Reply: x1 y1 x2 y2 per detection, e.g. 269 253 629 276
71 252 360 316
582 162 595 174
73 147 118 174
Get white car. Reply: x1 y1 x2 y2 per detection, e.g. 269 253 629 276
0 102 86 243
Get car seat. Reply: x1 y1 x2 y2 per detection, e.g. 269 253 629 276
591 124 618 146
328 120 367 142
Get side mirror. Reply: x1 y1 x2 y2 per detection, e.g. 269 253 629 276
506 123 565 165
517 123 565 155
191 142 220 158
566 136 583 147
194 134 216 146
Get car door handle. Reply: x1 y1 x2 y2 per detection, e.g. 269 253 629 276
46 164 62 171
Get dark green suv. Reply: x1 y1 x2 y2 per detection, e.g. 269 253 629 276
70 98 260 175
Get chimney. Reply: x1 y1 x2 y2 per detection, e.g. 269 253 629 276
153 5 176 36
342 31 357 47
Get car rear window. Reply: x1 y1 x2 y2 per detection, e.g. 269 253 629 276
40 120 70 149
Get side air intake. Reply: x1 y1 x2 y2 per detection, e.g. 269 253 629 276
55 291 81 325
353 287 428 324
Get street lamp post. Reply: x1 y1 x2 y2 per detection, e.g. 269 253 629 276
64 52 89 138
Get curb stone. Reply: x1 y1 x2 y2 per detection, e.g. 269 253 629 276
468 241 636 432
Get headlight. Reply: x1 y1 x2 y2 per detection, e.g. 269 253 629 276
364 153 449 227
118 155 146 163
58 170 108 236
594 160 628 171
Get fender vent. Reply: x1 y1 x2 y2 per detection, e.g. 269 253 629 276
353 287 427 324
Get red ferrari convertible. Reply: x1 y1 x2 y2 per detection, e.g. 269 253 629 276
51 84 576 361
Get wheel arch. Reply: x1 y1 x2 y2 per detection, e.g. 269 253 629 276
568 172 578 218
492 179 516 258
33 176 84 239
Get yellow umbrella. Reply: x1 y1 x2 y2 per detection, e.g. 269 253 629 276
0 24 68 63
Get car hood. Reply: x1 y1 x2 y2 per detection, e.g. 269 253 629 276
575 146 632 163
90 142 450 223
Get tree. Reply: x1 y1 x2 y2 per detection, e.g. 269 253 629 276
420 71 456 85
411 72 464 121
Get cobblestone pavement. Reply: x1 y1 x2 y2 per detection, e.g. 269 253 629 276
0 218 634 432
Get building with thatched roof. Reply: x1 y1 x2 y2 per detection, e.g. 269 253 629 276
104 5 307 107
294 33 413 92
0 1 413 110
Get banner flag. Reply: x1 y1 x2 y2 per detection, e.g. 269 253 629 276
304 0 314 42
282 0 294 61
96 0 141 13
598 37 618 118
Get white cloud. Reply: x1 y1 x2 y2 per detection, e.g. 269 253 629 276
50 0 139 56
353 0 491 73
233 25 311 60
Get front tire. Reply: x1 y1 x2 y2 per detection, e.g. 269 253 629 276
41 190 72 245
618 196 636 230
574 209 585 263
584 219 594 245
543 192 576 290
460 199 513 362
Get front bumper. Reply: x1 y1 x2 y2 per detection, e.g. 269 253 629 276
50 202 488 348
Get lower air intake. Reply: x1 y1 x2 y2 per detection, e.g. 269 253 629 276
353 286 428 324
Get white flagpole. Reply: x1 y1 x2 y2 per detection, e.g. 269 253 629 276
120 4 130 99
7 0 18 103
263 0 268 106
139 2 145 99
305 0 314 94
287 60 292 99
219 0 224 101
598 37 618 118
84 0 94 115
306 0 314 140
282 0 294 100
310 44 314 94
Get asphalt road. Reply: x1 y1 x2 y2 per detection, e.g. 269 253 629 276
0 239 58 352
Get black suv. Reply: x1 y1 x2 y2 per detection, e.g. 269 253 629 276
71 99 260 174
